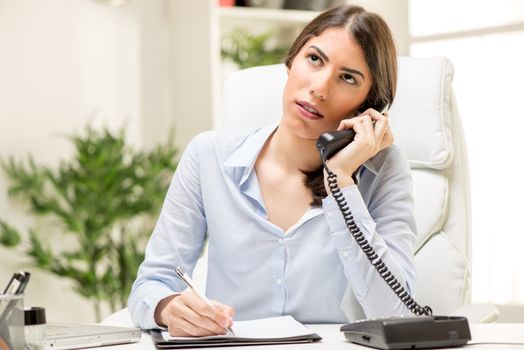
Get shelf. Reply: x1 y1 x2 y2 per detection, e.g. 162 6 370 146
218 6 320 24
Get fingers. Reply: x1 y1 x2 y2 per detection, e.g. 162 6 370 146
337 109 393 153
324 108 394 188
337 114 377 146
368 110 394 151
212 300 236 322
171 303 226 336
164 290 235 337
351 115 375 150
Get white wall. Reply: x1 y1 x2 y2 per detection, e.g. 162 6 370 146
0 0 173 322
137 0 175 149
351 0 409 55
169 0 215 147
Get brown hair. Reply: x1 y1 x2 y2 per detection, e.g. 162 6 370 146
285 5 398 206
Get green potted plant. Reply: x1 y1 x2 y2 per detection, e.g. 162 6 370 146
221 28 287 69
0 125 178 321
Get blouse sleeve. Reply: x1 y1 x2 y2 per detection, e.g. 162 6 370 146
127 133 210 330
322 146 418 319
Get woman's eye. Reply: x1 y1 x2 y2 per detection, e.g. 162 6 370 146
308 54 322 66
342 73 356 85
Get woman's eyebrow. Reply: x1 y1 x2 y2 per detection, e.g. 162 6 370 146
309 45 330 61
309 45 365 80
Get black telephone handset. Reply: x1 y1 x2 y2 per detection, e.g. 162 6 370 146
316 129 356 161
316 103 387 161
317 105 471 349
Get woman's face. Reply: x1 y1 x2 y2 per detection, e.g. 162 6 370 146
282 27 373 140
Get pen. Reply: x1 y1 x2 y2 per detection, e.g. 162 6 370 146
175 266 235 336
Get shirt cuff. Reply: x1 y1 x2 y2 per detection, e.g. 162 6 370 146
142 288 180 330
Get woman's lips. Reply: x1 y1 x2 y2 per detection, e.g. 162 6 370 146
296 101 324 120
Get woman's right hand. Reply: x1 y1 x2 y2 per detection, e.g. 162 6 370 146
154 289 235 336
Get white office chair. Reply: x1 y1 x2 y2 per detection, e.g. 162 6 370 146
218 57 499 323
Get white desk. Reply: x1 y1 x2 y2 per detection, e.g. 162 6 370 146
101 310 524 349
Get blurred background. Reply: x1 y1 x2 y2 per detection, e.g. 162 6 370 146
0 0 523 323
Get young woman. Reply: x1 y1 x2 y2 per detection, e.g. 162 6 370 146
129 4 417 336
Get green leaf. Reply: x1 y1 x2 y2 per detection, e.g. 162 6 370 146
26 229 54 268
0 219 21 247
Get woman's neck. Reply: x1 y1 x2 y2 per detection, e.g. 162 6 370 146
262 124 322 173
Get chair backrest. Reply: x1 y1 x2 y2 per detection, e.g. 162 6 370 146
219 57 472 315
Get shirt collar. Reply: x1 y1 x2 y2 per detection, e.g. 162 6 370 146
362 158 378 174
222 121 378 180
222 122 278 169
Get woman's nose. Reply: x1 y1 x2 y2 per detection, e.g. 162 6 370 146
308 71 330 101
309 89 325 100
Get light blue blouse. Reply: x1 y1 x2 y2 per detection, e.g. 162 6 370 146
128 123 417 330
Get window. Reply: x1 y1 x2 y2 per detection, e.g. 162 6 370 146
410 0 524 304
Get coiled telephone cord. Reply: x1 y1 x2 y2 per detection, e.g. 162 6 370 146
324 164 432 317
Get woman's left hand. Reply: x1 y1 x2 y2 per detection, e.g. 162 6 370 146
324 108 394 189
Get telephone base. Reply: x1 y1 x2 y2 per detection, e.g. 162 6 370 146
340 315 470 350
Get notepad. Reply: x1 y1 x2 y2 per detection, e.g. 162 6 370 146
151 315 322 348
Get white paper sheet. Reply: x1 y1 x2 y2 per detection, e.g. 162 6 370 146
162 315 315 341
